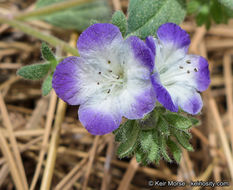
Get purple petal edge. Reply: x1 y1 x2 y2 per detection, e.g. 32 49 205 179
181 93 203 115
52 56 85 105
78 106 122 135
77 23 123 56
151 73 178 112
197 56 211 92
157 23 190 50
126 36 154 72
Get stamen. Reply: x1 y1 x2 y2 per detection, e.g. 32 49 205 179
194 68 198 72
98 72 101 75
179 66 184 69
117 76 120 79
187 70 190 74
186 60 191 64
97 82 100 85
107 89 110 93
109 70 112 73
108 60 111 64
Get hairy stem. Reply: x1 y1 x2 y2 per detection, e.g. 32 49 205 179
0 16 79 56
14 0 95 20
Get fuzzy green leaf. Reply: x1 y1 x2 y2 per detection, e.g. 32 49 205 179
42 74 53 96
135 148 146 163
41 42 56 62
158 135 172 162
36 0 111 31
139 130 154 152
17 63 51 80
173 130 193 151
147 130 159 163
116 121 140 158
157 116 169 135
112 10 127 37
189 117 200 126
163 113 193 130
167 138 182 163
114 120 134 142
127 0 186 39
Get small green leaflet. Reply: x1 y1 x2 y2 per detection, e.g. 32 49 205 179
111 11 127 37
42 74 53 96
17 63 51 80
127 0 186 39
163 112 193 130
167 138 182 163
116 120 140 158
41 42 56 62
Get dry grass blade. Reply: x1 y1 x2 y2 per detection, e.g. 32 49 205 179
0 163 9 187
209 97 233 181
25 98 48 129
101 135 114 190
0 132 24 190
40 98 67 190
189 26 206 54
117 157 139 190
56 137 109 190
192 159 216 190
223 54 233 153
30 90 57 190
112 0 122 10
82 135 100 190
0 92 28 190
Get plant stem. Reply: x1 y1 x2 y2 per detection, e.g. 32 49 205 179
0 16 79 56
14 0 95 20
40 99 67 190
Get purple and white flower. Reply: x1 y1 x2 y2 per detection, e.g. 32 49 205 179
146 23 210 115
52 23 156 135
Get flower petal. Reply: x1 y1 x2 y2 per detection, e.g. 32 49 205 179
157 23 190 51
114 36 156 119
77 23 123 60
119 82 156 119
151 73 178 112
145 36 156 56
194 55 210 91
159 55 210 92
78 98 122 135
125 36 154 72
52 56 99 105
167 84 203 114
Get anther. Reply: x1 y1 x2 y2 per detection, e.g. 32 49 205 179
98 72 101 75
107 89 111 93
179 66 184 69
194 68 198 72
117 76 120 79
187 70 190 74
186 60 191 64
109 70 112 73
108 60 111 64
97 82 100 85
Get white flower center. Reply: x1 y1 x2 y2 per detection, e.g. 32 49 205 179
96 60 125 95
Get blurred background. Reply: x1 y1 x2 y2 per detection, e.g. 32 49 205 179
0 0 233 189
